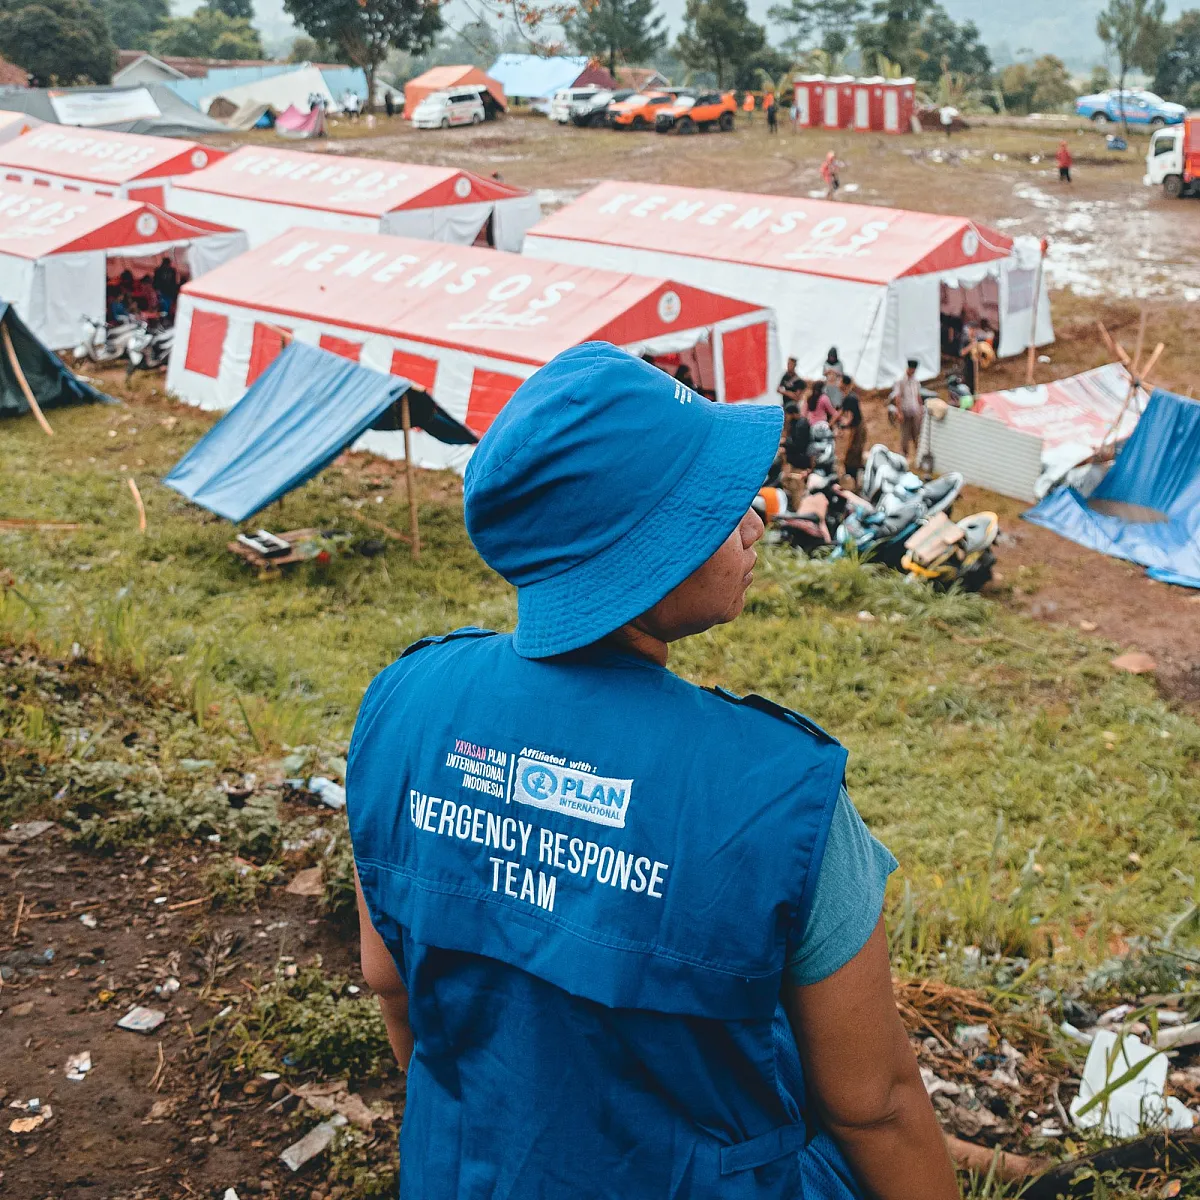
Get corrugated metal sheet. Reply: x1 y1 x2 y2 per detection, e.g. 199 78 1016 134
925 405 1042 502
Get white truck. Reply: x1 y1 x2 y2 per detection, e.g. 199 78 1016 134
1146 115 1199 199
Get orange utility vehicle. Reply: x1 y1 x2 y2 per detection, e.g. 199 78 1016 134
609 91 676 129
655 92 737 134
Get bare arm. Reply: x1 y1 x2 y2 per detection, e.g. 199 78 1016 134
355 866 414 1072
783 920 959 1200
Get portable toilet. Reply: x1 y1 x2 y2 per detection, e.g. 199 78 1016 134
792 75 824 128
881 77 915 133
852 77 882 131
821 75 849 128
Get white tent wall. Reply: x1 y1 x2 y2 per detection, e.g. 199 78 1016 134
881 275 941 384
183 230 250 278
0 253 36 333
200 66 335 116
33 251 105 349
997 254 1054 358
379 202 492 246
490 194 545 252
166 187 380 248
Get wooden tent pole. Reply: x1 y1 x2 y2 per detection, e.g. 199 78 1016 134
2 322 52 437
401 391 420 561
1024 238 1048 387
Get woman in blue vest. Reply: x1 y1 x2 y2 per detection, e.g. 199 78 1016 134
348 343 959 1199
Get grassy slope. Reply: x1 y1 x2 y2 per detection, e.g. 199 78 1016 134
3 391 1199 972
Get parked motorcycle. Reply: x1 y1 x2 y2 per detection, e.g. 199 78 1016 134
901 510 998 592
833 470 964 568
807 420 838 475
73 315 143 365
861 444 910 505
773 473 871 556
125 321 174 377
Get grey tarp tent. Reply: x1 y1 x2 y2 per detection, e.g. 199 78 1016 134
0 84 227 136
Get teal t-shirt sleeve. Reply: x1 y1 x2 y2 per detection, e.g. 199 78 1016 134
784 788 898 987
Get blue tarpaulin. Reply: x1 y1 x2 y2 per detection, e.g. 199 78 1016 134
1024 388 1200 588
164 343 410 522
487 55 589 100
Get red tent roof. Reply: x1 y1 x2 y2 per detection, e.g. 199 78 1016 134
0 126 223 186
0 183 233 259
181 228 763 366
173 145 531 219
528 180 1012 286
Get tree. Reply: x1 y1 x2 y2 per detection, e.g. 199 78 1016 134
97 0 168 52
675 0 765 88
909 5 990 89
1086 63 1112 94
1096 0 1167 132
568 0 666 77
0 0 114 84
283 0 441 112
1000 55 1073 114
205 0 253 21
855 0 928 72
767 0 865 58
152 8 263 58
288 33 337 62
1153 10 1200 107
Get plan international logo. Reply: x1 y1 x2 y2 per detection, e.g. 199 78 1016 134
513 756 633 829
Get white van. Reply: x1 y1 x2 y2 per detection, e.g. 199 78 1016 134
412 87 486 129
549 86 599 124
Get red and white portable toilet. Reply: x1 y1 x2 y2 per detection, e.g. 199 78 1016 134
881 77 916 133
852 77 881 131
792 75 824 128
821 75 849 128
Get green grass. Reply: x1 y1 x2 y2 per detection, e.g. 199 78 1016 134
3 394 1200 975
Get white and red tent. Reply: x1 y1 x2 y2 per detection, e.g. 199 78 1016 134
0 182 246 349
0 126 223 207
524 181 1054 389
166 146 543 253
166 228 777 471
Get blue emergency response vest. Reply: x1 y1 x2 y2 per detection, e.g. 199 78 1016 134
348 629 865 1199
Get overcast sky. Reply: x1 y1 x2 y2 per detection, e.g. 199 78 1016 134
175 0 1191 71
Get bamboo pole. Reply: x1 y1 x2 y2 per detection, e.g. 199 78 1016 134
2 322 52 437
401 392 420 561
1024 238 1048 387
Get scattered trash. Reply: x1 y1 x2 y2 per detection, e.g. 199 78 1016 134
78 912 97 929
1156 1020 1200 1051
116 1005 166 1034
64 1051 92 1081
856 610 876 623
1111 651 1157 674
954 1023 990 1050
8 1110 50 1133
307 777 346 810
1079 620 1097 632
1099 1004 1136 1025
1059 1020 1094 1046
920 1067 961 1099
1037 354 1052 364
4 820 55 843
1068 1029 1193 1137
279 1114 348 1171
223 1191 240 1200
285 866 324 897
154 977 180 997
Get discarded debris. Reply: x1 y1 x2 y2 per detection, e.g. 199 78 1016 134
154 977 180 997
64 1051 92 1081
285 866 324 897
1111 651 1157 674
856 610 876 623
307 777 346 810
8 1100 52 1133
78 912 97 929
116 1005 166 1034
954 1023 989 1050
4 820 55 843
279 1114 348 1171
294 1080 390 1130
1069 1029 1193 1137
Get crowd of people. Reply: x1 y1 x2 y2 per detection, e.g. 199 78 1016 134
106 256 187 325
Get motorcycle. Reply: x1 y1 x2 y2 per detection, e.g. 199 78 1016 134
860 444 910 505
901 510 998 592
833 471 964 568
73 314 144 365
773 472 871 556
807 420 838 475
125 321 174 377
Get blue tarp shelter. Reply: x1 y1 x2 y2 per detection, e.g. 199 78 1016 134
487 55 590 101
164 343 411 522
1025 388 1200 588
0 302 105 421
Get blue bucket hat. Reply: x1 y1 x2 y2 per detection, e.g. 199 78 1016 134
464 342 782 659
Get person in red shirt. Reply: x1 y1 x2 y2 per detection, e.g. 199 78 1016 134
1057 140 1073 184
